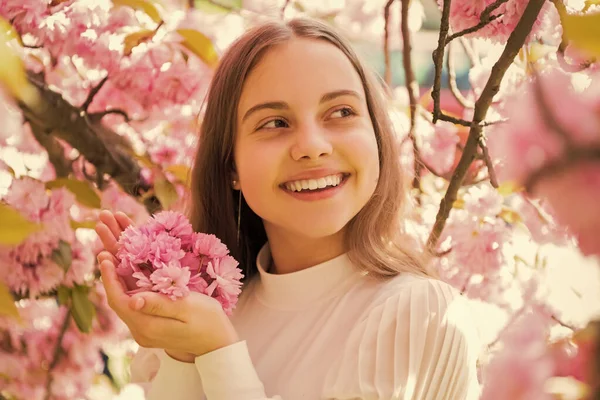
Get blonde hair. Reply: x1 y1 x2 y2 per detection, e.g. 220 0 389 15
188 17 436 282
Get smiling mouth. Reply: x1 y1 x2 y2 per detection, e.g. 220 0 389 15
280 173 351 193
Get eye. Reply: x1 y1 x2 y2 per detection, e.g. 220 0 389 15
258 118 289 130
329 107 356 119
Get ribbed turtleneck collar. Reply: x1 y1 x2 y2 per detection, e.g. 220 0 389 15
253 242 364 310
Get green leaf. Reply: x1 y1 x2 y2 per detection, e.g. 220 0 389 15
177 29 219 68
560 11 600 58
71 285 96 333
194 0 241 13
51 240 72 272
0 17 38 106
0 204 43 245
123 29 156 56
154 176 178 210
112 0 163 23
57 286 71 306
165 164 190 186
70 219 97 230
46 178 101 209
0 281 20 321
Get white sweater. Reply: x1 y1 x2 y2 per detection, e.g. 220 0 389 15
129 243 482 400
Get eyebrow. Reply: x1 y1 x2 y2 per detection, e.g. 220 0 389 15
241 89 362 123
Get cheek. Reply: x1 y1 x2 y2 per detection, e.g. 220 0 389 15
236 142 279 214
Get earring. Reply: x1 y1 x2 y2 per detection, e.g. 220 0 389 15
233 181 241 246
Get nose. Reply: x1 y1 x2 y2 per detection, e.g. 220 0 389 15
289 122 333 161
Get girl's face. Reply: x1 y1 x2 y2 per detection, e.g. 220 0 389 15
234 38 380 241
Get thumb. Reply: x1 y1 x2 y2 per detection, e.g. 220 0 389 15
129 292 186 321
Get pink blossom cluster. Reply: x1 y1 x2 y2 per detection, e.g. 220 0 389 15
439 0 560 44
488 67 600 257
0 284 127 400
116 211 244 315
0 178 95 298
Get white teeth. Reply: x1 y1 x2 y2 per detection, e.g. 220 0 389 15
284 174 344 192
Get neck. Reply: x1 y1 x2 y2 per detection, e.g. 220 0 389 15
263 226 346 275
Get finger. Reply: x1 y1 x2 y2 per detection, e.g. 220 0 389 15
130 292 186 322
100 259 130 313
114 211 133 231
97 250 117 265
95 223 119 255
99 209 124 241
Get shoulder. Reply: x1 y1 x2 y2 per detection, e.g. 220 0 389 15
323 274 482 399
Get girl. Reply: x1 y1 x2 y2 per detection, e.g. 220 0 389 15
96 17 481 400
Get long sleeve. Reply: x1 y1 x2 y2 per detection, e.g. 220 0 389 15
128 346 205 400
194 340 282 400
322 278 482 400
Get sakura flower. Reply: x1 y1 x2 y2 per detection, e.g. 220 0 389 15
192 232 229 259
150 264 191 300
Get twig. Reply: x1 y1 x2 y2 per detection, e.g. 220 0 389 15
447 41 474 108
426 0 547 251
188 0 194 8
459 37 479 66
281 0 291 18
81 76 108 113
383 0 395 86
431 0 452 124
448 4 508 43
447 0 510 43
438 112 473 127
400 0 422 200
44 311 71 400
88 108 131 123
551 314 577 331
478 133 499 187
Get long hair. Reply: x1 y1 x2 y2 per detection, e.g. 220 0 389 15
188 17 435 283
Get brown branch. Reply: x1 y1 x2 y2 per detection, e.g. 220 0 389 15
400 0 422 201
438 112 473 127
447 0 510 43
383 0 395 86
426 0 547 251
478 133 499 188
525 146 600 192
29 122 72 178
44 311 71 400
19 71 161 214
431 0 452 124
81 76 108 112
447 41 474 109
188 0 194 8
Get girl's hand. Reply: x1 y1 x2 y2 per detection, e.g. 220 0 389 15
98 255 240 359
95 211 239 361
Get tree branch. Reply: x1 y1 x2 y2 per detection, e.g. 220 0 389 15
281 0 291 18
88 108 131 123
44 311 71 400
19 71 161 214
426 0 547 251
400 0 423 201
383 0 395 86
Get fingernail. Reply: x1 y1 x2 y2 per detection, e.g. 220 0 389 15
134 298 144 310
